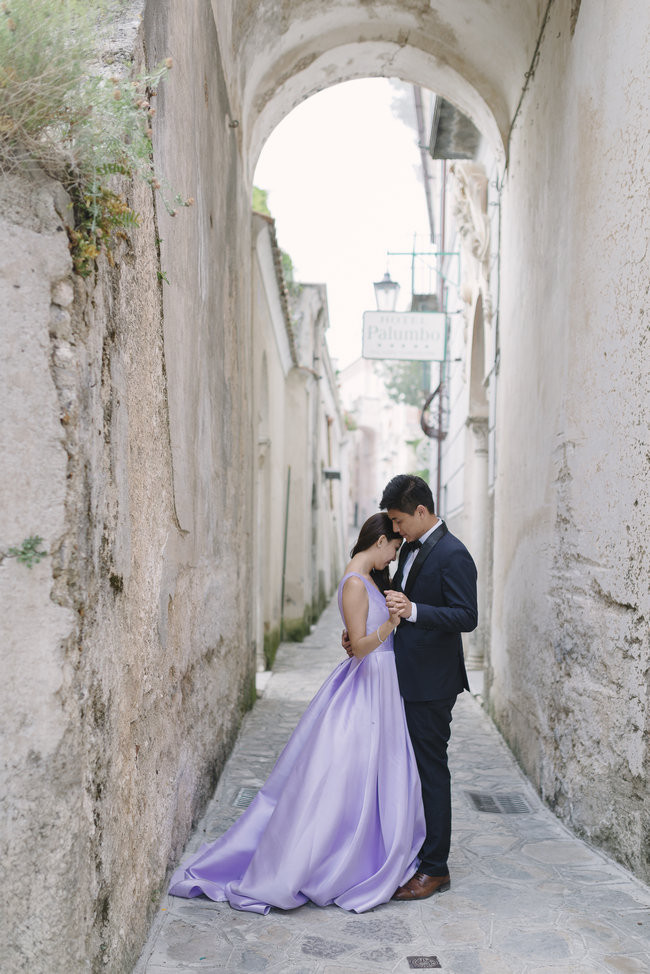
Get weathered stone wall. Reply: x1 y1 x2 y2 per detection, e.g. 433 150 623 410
1 170 84 972
490 0 650 880
1 2 256 970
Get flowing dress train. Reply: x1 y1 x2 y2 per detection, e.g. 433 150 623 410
168 572 425 913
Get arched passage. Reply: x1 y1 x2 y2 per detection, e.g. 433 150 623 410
245 39 504 178
164 0 650 890
219 0 649 886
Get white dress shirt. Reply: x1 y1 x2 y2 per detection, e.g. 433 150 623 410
401 519 443 623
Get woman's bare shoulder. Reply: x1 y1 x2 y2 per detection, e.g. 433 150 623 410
341 574 368 598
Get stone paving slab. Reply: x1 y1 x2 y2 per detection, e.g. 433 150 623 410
135 598 650 973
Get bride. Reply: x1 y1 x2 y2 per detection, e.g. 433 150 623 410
168 513 425 914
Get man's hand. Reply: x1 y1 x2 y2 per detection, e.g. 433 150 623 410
385 589 413 619
341 628 354 658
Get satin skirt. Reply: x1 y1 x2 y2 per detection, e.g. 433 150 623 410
168 644 425 914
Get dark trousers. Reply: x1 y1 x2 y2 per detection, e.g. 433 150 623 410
404 695 457 876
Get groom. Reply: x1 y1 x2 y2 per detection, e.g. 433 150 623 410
381 474 477 899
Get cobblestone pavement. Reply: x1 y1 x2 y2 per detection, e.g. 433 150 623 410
135 598 650 974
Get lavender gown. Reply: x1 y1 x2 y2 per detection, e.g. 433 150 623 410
168 572 425 914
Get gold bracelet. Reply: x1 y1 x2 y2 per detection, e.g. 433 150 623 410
376 626 387 644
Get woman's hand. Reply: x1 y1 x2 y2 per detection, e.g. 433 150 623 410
388 609 401 629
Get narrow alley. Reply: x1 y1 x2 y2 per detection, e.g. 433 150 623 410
136 599 650 974
2 4 649 971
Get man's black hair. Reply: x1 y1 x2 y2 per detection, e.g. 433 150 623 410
380 474 435 515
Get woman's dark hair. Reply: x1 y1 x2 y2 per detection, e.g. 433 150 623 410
350 513 401 593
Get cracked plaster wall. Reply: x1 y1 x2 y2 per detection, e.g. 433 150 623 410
490 0 650 881
0 2 255 971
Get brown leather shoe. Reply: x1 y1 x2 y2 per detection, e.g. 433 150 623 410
392 871 451 900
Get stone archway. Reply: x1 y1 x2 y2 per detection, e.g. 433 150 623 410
211 0 545 180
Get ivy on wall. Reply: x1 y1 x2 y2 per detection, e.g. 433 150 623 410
0 536 48 568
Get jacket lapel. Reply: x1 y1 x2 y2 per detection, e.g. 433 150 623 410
392 544 410 592
404 522 448 597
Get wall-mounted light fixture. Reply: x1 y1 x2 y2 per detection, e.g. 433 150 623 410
373 271 400 312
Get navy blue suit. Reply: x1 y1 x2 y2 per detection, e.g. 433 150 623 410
392 521 478 876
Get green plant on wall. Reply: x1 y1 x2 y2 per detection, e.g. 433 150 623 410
0 535 48 568
252 186 271 216
252 185 301 297
0 0 193 276
281 249 302 297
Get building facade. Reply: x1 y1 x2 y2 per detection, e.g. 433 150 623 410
252 214 347 667
339 356 423 537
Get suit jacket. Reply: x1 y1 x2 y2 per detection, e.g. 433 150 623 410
392 523 477 702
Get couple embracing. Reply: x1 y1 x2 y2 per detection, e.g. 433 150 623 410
169 474 478 913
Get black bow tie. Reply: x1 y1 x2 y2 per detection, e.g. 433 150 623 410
404 540 422 553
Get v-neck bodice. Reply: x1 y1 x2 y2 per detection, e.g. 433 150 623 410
337 572 392 651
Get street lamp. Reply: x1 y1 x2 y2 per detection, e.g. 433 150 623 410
373 271 400 312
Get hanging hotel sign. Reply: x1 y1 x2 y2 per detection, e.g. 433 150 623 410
362 311 446 361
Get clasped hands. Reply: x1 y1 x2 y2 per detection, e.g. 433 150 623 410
384 589 412 619
341 590 413 658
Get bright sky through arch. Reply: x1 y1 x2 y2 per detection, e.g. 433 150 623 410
253 78 431 369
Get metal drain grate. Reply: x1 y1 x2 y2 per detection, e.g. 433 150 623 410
407 958 441 970
233 786 258 809
465 790 532 814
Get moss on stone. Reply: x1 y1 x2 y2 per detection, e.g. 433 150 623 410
263 626 281 670
264 598 333 669
282 614 310 643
